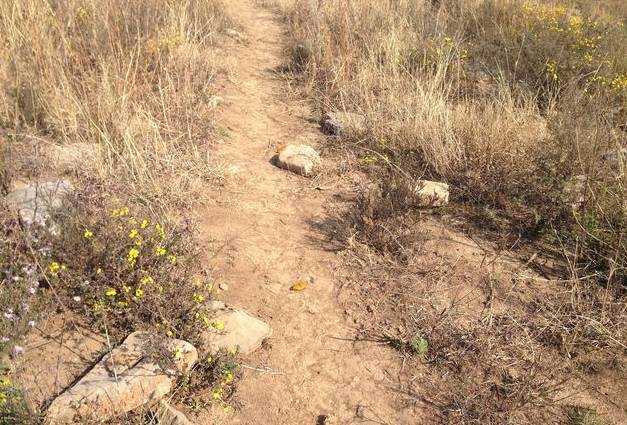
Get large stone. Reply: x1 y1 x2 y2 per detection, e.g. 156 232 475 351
4 180 73 229
158 401 195 425
320 112 366 137
412 180 449 207
274 144 321 177
42 143 101 173
202 308 271 355
46 332 197 424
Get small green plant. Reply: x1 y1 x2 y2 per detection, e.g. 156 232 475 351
410 335 429 357
178 349 240 414
0 378 32 425
568 407 606 425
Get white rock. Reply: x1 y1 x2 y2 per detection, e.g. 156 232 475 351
4 180 73 229
42 143 101 173
413 180 449 207
274 144 321 177
158 401 194 425
207 95 224 108
202 308 271 355
46 331 197 424
320 112 366 137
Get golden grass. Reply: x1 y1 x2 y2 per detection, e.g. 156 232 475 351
273 0 626 285
0 0 231 209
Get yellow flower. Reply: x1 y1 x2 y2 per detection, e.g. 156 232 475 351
0 378 11 387
223 405 234 414
206 355 213 364
135 288 144 298
93 302 102 312
105 288 117 297
112 207 129 217
155 246 166 256
168 254 177 264
166 330 173 337
49 262 60 274
83 230 93 239
212 389 223 400
141 219 149 229
193 293 204 304
96 267 103 275
155 224 166 239
117 301 129 307
141 276 154 286
173 348 182 360
127 248 140 266
214 319 225 331
124 285 131 293
128 229 138 239
193 279 201 287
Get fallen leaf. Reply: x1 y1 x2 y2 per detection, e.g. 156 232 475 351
290 280 308 291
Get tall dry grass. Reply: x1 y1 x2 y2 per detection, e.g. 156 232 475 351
273 0 626 286
0 0 231 208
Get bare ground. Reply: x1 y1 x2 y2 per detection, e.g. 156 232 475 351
194 1 419 424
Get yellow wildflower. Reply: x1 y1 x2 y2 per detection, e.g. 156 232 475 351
223 405 234 414
168 254 177 264
214 319 225 331
49 262 60 274
96 267 103 275
173 348 182 361
193 279 201 287
128 229 138 239
193 293 204 304
166 330 173 337
155 246 166 256
105 288 117 297
141 276 155 286
127 248 140 266
83 230 93 239
155 224 166 239
212 389 223 400
124 285 132 293
207 355 213 364
141 219 149 229
0 378 11 387
135 288 144 298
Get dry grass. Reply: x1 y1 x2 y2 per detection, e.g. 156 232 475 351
272 0 626 285
0 1 234 422
0 0 231 208
271 0 626 423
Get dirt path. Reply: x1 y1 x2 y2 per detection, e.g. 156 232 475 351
197 1 414 424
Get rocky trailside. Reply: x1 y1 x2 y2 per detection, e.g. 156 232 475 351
4 1 453 424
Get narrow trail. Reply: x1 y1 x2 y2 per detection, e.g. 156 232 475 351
197 1 414 424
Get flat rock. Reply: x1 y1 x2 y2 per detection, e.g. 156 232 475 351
158 401 194 425
320 112 366 137
4 180 73 229
15 316 106 409
274 144 321 177
413 180 449 207
46 331 197 424
202 308 271 355
42 143 101 173
207 95 224 108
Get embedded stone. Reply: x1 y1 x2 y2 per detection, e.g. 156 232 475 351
320 112 366 137
274 144 321 177
45 332 197 424
202 308 271 355
4 180 73 229
413 180 449 207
